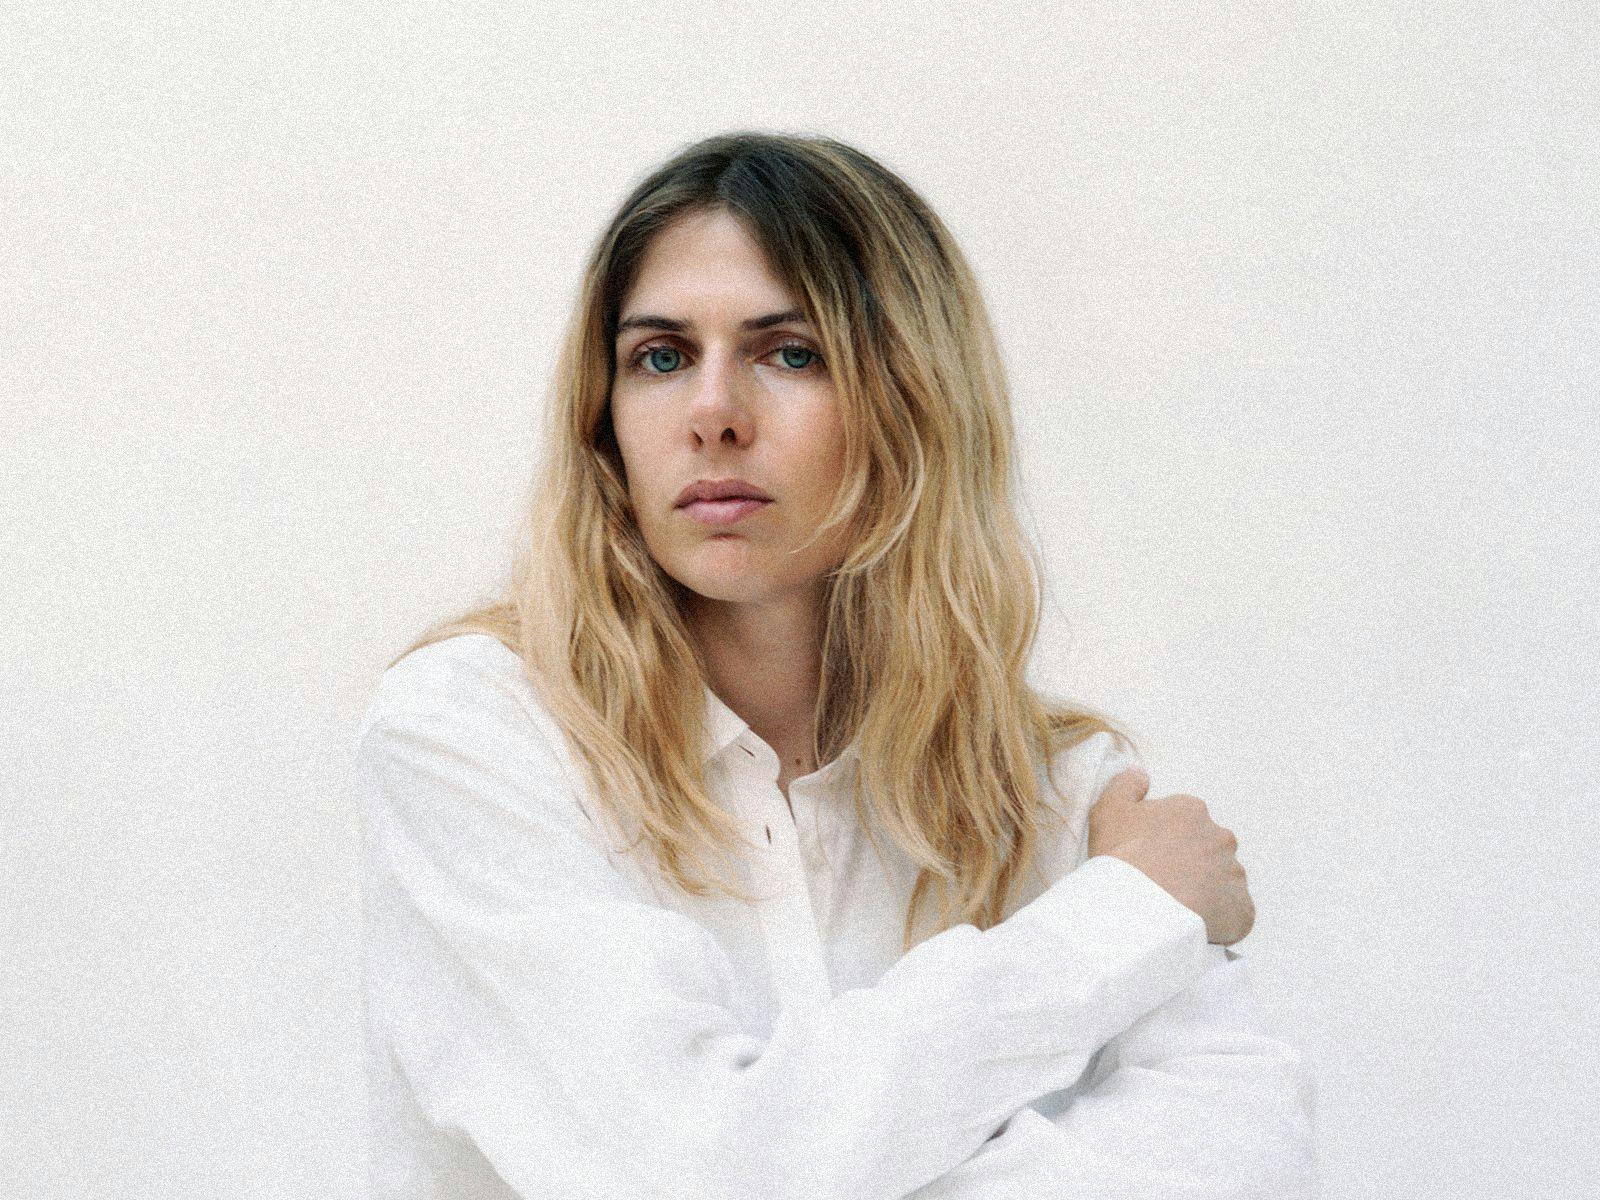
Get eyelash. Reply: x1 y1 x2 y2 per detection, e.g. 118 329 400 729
625 338 826 376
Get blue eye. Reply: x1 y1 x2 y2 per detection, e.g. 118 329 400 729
775 344 819 371
627 339 826 376
643 345 683 374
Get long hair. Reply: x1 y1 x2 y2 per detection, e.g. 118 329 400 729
391 130 1136 953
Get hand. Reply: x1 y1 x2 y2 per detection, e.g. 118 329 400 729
1086 766 1255 946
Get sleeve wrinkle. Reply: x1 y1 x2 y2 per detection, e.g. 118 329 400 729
358 677 1223 1200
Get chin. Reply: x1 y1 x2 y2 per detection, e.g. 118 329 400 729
675 575 774 606
665 555 784 606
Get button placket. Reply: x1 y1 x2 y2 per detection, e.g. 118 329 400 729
787 778 839 937
733 740 832 1010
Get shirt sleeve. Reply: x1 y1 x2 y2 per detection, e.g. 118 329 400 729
901 751 1322 1199
355 662 1217 1200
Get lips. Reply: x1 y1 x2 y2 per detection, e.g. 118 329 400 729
673 477 774 507
680 497 771 526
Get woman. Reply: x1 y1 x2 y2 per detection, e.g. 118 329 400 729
355 131 1318 1198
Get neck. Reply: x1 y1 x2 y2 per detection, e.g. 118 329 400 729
687 588 824 773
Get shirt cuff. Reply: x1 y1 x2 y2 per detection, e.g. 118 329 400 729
1079 853 1207 941
1011 852 1212 1029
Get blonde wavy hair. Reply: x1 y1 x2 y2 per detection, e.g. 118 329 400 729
391 130 1136 953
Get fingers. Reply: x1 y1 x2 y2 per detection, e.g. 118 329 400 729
1096 765 1150 808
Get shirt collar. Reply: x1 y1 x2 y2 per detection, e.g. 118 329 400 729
702 683 752 763
701 683 861 770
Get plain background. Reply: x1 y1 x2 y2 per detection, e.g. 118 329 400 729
4 3 1594 1197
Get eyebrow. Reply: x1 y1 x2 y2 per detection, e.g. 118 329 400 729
615 308 809 339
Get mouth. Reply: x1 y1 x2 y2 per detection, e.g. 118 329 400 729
679 497 773 526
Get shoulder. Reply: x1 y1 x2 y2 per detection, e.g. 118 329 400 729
352 634 637 894
352 633 579 795
357 633 556 745
1038 728 1147 841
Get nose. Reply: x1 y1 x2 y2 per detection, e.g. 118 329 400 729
686 348 754 448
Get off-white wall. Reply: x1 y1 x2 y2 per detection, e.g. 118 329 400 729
4 3 1593 1197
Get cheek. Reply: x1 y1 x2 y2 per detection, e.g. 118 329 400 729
611 413 654 493
805 411 849 493
786 396 846 462
815 397 847 456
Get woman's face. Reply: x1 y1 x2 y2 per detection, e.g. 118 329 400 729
610 208 852 611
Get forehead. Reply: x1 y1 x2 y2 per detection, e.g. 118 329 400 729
619 209 800 321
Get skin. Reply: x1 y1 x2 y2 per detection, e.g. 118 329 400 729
608 210 1256 941
609 207 853 798
1089 767 1256 945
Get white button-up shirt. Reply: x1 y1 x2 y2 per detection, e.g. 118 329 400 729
355 633 1319 1198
